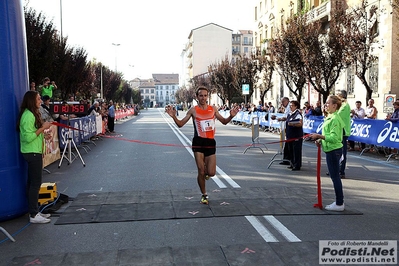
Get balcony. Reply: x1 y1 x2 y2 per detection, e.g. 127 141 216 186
307 0 331 23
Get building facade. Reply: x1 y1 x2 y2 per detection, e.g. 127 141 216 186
153 73 179 107
138 79 156 108
232 30 254 62
252 0 399 118
181 23 233 88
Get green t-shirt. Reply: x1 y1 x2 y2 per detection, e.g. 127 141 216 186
19 109 44 154
321 111 344 153
337 101 351 137
41 85 55 98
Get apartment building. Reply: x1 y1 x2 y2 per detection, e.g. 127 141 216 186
253 0 399 118
181 23 232 88
153 73 179 107
232 30 254 62
138 79 156 108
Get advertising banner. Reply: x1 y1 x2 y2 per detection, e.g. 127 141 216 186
43 124 61 167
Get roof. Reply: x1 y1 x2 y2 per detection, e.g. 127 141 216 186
188 23 232 39
152 74 179 84
239 30 253 35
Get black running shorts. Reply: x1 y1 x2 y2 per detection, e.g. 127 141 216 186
192 136 216 157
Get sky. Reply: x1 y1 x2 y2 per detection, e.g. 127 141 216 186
25 0 255 81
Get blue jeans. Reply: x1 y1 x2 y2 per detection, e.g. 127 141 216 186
325 148 344 205
340 135 348 176
22 153 43 217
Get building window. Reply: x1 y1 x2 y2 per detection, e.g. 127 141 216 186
346 65 355 95
369 60 379 94
244 47 249 53
244 37 249 45
151 89 154 93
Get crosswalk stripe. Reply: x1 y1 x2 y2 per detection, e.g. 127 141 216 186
245 216 279 242
263 215 301 242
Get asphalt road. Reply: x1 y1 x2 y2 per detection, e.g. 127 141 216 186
0 108 398 265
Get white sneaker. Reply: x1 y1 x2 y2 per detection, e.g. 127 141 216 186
39 212 51 218
325 202 345 212
30 213 51 224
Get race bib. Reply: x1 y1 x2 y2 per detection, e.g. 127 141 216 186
200 119 215 131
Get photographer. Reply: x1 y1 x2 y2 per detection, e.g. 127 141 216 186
40 77 57 99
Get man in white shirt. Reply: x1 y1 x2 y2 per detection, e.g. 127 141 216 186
271 97 291 165
349 100 366 151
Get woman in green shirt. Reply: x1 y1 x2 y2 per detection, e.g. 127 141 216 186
311 95 345 211
16 91 52 223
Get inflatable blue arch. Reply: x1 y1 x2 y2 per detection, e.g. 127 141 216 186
0 0 30 221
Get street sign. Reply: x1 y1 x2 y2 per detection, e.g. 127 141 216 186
242 84 249 95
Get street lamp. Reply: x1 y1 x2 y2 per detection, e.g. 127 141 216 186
112 43 120 72
60 0 63 39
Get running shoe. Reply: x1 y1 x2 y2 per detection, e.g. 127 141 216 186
325 202 345 212
200 194 209 205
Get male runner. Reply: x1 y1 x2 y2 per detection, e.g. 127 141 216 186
165 86 239 204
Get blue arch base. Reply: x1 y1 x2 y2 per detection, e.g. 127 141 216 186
0 0 30 221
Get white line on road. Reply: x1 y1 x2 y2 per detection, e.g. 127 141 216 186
245 215 279 242
263 215 301 242
246 215 301 243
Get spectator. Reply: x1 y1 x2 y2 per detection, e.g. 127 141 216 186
87 101 100 116
313 101 323 116
268 102 275 113
310 95 345 211
39 95 54 122
286 100 303 171
365 99 378 119
16 91 52 223
30 81 36 91
386 101 399 122
385 101 399 157
108 100 116 133
303 101 313 117
256 101 263 112
58 101 76 121
271 97 291 165
40 77 57 99
349 101 366 151
336 90 351 179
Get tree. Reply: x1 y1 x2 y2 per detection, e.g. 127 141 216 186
270 14 307 103
234 55 258 102
175 85 195 106
345 0 379 102
24 6 131 103
131 89 141 104
299 4 350 103
207 56 240 105
256 55 274 104
25 8 59 85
